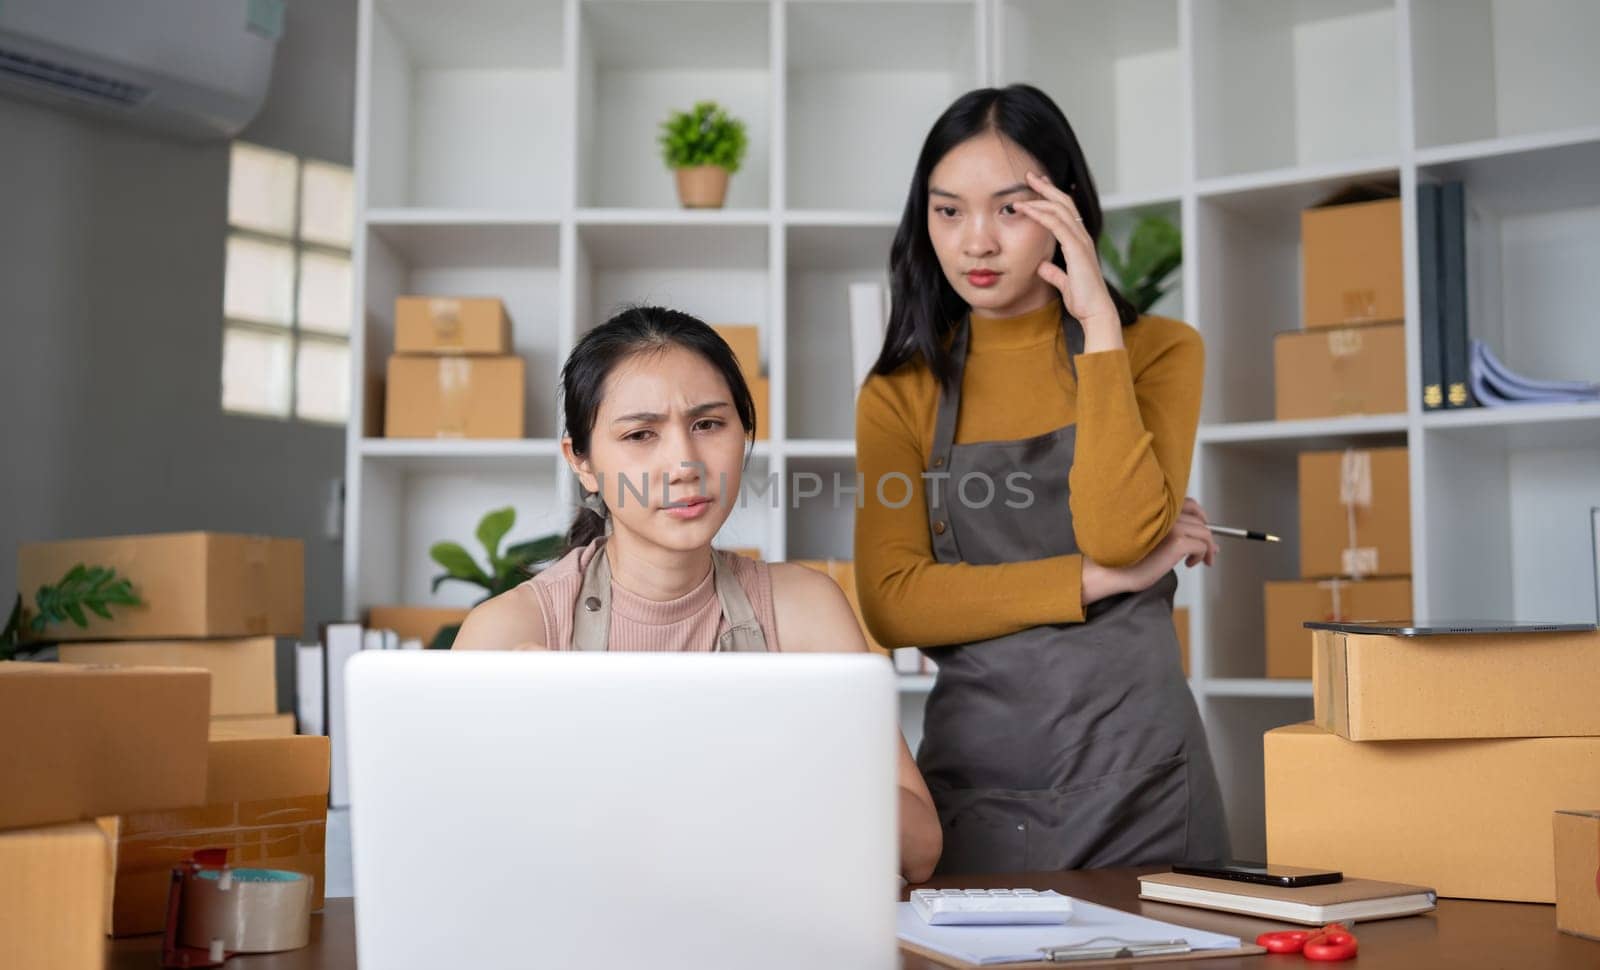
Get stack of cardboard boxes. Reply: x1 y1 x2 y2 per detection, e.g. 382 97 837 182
1266 625 1600 926
385 296 524 438
1263 448 1413 678
711 324 770 441
0 662 210 967
1275 189 1406 421
13 532 332 943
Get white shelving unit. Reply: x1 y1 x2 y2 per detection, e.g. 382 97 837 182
347 0 1600 859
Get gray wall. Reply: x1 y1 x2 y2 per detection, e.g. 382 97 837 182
0 2 357 639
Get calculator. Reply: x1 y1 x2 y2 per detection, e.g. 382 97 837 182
909 888 1075 925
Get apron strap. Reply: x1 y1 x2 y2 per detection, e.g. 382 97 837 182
927 321 971 565
571 539 768 653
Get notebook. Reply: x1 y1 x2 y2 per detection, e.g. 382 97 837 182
896 898 1249 966
1138 871 1437 926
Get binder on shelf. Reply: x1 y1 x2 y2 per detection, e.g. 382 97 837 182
1417 182 1444 410
1439 182 1476 409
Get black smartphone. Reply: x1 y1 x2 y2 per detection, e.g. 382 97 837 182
1172 860 1343 888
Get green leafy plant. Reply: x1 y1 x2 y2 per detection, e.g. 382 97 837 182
658 101 748 173
1098 215 1182 315
1 564 143 661
427 507 563 649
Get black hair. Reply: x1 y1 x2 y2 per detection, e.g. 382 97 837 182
874 84 1139 387
560 305 757 553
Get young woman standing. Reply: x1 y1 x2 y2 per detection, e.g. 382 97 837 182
855 85 1230 874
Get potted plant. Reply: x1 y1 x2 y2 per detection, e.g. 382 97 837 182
1098 214 1182 315
427 507 563 649
3 564 143 661
658 100 748 209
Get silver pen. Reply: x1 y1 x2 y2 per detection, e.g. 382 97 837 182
1208 524 1281 543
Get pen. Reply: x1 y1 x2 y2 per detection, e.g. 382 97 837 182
1208 525 1281 543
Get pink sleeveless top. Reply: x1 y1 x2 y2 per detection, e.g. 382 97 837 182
517 540 780 652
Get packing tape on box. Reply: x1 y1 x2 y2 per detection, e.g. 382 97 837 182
1327 328 1364 358
1318 578 1346 621
1339 449 1374 579
428 298 464 347
437 357 471 438
182 868 313 954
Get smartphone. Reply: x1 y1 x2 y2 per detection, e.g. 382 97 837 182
1172 860 1343 888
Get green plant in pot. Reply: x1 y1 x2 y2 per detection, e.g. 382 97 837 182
1098 214 1182 315
2 564 143 661
428 507 563 650
659 100 748 209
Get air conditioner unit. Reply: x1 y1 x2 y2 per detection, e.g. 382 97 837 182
0 0 280 140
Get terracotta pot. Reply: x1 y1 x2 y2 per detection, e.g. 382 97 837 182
674 165 730 209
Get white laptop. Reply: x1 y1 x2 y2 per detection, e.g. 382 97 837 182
346 651 900 970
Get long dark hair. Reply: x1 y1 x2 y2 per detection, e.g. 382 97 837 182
560 306 757 553
874 84 1139 387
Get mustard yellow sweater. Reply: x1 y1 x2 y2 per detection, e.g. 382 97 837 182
853 299 1204 649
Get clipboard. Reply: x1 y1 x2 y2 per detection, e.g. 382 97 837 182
898 939 1267 968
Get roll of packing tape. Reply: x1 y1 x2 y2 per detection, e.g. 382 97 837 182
180 868 314 954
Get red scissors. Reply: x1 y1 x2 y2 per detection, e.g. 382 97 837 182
1256 923 1359 961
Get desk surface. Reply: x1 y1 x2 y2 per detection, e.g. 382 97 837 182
108 867 1596 969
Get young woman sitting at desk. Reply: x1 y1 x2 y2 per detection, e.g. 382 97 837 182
453 305 944 883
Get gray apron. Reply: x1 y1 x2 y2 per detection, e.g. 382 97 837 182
918 316 1230 874
571 539 769 653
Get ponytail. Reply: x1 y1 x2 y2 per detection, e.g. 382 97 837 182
563 503 608 557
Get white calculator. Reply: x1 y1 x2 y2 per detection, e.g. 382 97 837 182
909 888 1075 925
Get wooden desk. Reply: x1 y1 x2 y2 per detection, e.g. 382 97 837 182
108 867 1596 968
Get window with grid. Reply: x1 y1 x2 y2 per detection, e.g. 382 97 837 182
222 142 354 424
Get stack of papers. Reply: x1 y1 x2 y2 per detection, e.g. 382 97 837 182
896 898 1243 966
1470 341 1600 406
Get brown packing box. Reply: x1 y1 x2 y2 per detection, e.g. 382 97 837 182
750 374 770 441
1274 322 1406 421
0 822 107 970
365 605 471 646
1299 447 1410 578
18 532 304 641
1314 627 1600 740
1301 195 1403 329
1172 607 1190 677
58 637 277 717
1264 578 1412 679
712 324 762 379
394 296 510 355
791 560 886 656
100 735 330 937
385 354 524 439
1264 723 1600 902
0 663 209 831
1555 810 1600 941
209 713 296 740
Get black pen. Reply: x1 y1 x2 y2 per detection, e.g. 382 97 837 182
1208 525 1281 543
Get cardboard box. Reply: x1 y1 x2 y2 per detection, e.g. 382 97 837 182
791 560 886 655
0 663 209 831
0 822 107 969
750 374 770 441
1274 323 1405 421
384 355 525 439
365 606 471 647
1314 627 1600 741
712 324 761 379
1264 578 1412 679
1301 196 1403 329
1173 607 1190 677
1299 447 1410 578
1265 723 1600 902
18 532 304 641
394 296 510 355
100 736 329 937
1555 810 1600 941
58 637 277 717
209 713 296 740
